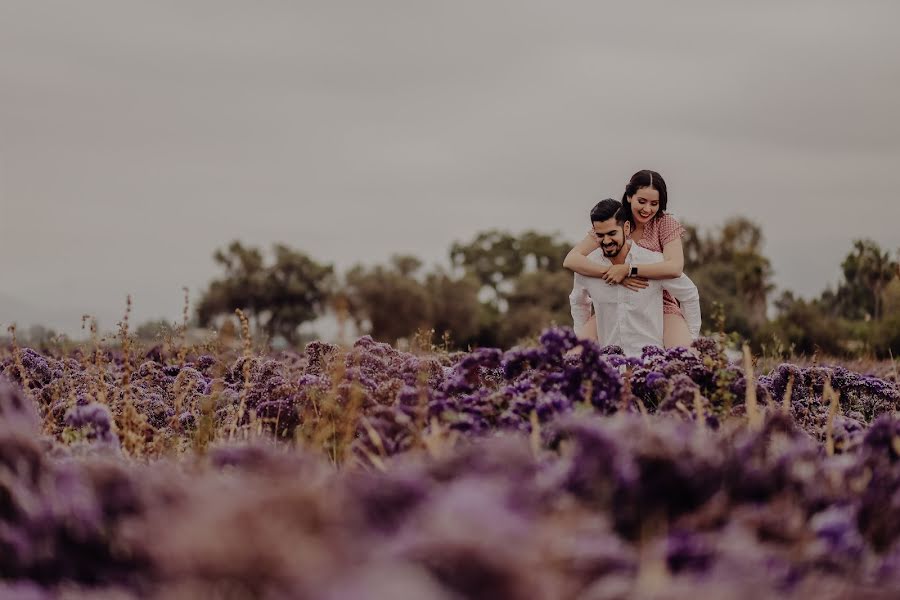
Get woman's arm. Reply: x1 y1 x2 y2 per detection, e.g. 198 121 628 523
599 238 684 283
563 233 611 277
564 251 612 277
635 214 686 279
629 238 684 279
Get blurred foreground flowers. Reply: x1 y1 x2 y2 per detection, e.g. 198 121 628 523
1 329 899 599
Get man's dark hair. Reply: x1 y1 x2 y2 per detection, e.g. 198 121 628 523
589 198 627 225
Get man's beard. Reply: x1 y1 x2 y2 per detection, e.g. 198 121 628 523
601 242 623 257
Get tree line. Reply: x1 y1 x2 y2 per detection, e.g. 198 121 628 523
194 231 574 350
192 221 900 357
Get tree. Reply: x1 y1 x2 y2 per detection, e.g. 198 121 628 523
517 231 572 273
882 275 900 319
499 270 575 346
199 241 268 328
25 325 60 348
450 230 524 302
423 269 482 347
262 244 336 344
135 319 176 340
828 240 898 321
447 230 576 346
197 241 333 346
683 217 774 337
390 255 423 278
343 255 432 343
341 260 485 348
763 291 846 356
450 230 572 300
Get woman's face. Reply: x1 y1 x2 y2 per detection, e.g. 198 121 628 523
628 186 660 226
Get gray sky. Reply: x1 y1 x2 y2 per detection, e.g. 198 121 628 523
2 0 899 337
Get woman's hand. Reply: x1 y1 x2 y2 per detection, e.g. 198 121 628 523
602 263 631 284
622 276 650 292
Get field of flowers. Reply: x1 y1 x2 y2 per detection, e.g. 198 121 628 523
2 326 900 599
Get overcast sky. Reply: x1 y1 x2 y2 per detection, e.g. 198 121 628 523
2 1 899 337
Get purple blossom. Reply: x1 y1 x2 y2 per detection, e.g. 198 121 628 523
64 403 119 446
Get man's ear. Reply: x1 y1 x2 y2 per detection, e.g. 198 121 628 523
622 221 631 237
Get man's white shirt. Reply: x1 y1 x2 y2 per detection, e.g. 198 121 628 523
569 241 701 357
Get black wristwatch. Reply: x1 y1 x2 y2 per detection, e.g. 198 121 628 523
630 266 638 277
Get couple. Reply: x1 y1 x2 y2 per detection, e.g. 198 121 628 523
567 170 701 357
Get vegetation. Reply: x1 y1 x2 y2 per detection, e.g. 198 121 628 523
192 220 899 357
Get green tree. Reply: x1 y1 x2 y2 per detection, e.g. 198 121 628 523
197 241 333 346
829 240 898 321
263 244 336 344
517 231 572 273
882 276 900 318
197 242 269 330
763 291 846 356
450 230 571 301
342 231 573 349
135 319 177 340
683 217 774 337
343 255 432 343
450 230 524 302
423 269 482 347
499 270 574 346
25 325 61 348
449 229 574 346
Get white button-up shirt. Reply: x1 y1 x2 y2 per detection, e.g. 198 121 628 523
569 242 701 356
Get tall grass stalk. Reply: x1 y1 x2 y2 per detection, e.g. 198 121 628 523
824 379 841 457
743 344 762 430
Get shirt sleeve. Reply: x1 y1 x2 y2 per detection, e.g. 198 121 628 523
657 214 686 248
660 273 701 338
569 274 592 330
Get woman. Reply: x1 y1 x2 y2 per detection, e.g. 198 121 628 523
563 169 693 348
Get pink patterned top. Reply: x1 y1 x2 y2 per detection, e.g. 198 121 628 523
633 213 686 316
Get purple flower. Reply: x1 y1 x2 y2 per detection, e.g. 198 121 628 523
64 403 119 446
445 348 502 394
255 398 301 437
304 340 340 375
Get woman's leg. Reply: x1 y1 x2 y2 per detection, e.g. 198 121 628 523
576 315 599 342
568 316 599 356
663 313 693 348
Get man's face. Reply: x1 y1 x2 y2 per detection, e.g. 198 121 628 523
592 217 629 258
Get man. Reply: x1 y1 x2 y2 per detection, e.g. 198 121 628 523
569 199 701 356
